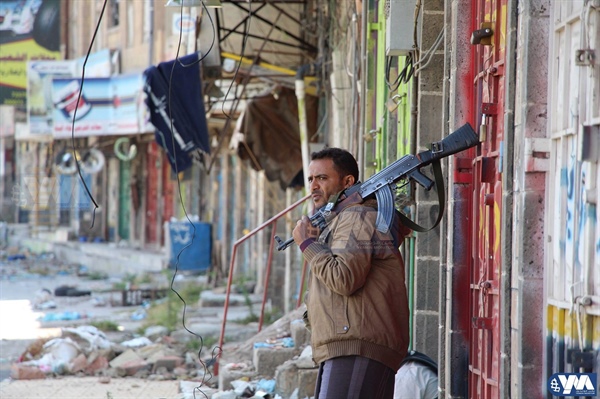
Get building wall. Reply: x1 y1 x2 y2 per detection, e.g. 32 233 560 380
413 0 446 366
545 0 600 393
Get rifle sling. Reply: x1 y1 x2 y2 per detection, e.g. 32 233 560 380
398 159 445 233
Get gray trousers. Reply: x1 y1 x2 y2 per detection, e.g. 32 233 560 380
315 355 396 399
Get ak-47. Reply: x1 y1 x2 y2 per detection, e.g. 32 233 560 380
274 123 479 251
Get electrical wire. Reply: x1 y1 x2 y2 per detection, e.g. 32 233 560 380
385 53 414 92
163 2 226 396
69 1 224 396
413 28 444 76
69 0 108 229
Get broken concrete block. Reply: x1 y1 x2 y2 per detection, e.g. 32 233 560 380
152 355 183 372
108 348 142 368
85 355 108 375
253 347 296 377
290 319 310 349
295 345 316 369
115 359 150 377
275 360 318 399
68 353 88 374
10 364 46 380
217 362 256 392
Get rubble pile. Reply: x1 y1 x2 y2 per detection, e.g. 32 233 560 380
11 325 213 382
1 249 319 398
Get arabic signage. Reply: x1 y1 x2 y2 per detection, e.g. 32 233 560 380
27 49 113 138
51 74 147 138
0 0 61 107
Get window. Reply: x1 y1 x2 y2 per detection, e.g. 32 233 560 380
109 0 120 27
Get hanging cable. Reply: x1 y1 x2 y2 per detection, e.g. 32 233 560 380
69 0 108 229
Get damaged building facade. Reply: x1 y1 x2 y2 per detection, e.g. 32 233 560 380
0 0 599 398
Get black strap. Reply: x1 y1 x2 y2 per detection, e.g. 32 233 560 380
398 159 445 233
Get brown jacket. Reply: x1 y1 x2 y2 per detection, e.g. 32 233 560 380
301 199 411 371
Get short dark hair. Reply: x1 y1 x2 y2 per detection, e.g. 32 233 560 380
311 147 359 181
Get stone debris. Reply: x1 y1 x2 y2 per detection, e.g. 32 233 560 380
1 247 318 398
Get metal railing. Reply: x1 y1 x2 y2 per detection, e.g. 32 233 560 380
215 193 310 375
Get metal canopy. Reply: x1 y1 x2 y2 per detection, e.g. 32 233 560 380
202 0 321 170
210 0 318 91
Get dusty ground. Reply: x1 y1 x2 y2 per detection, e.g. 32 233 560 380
0 252 249 399
0 254 151 377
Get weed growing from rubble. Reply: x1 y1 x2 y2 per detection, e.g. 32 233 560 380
86 271 109 280
142 280 206 332
90 320 120 332
186 336 217 352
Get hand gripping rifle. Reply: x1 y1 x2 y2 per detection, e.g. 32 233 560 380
274 123 479 251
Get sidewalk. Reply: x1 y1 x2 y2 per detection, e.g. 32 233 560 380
0 376 185 399
20 238 167 276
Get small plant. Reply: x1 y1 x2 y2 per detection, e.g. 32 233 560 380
123 273 137 285
177 282 204 303
234 308 280 326
143 298 182 332
186 336 217 352
135 272 154 285
87 271 109 280
90 320 120 332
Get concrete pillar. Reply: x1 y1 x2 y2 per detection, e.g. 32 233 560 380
442 0 475 397
509 1 550 398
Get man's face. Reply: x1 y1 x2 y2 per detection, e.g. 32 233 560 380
307 158 353 209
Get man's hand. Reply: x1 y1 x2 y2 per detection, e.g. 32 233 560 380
292 216 320 245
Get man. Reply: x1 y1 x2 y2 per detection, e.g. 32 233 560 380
293 147 411 399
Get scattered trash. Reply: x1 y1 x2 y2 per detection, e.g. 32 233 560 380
54 285 91 297
33 288 57 310
7 254 26 261
253 337 294 349
40 311 87 322
130 309 147 321
77 265 89 276
256 378 276 394
62 326 112 352
34 300 57 310
121 337 153 348
91 296 107 307
18 337 81 375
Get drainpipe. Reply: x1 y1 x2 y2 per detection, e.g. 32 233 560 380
295 63 318 194
408 64 419 349
358 1 368 173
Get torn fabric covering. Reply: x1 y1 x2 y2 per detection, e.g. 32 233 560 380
143 53 210 172
234 87 318 190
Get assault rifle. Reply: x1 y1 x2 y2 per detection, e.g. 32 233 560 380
274 123 479 251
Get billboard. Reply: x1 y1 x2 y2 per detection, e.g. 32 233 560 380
0 0 61 107
51 74 147 138
27 49 113 138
